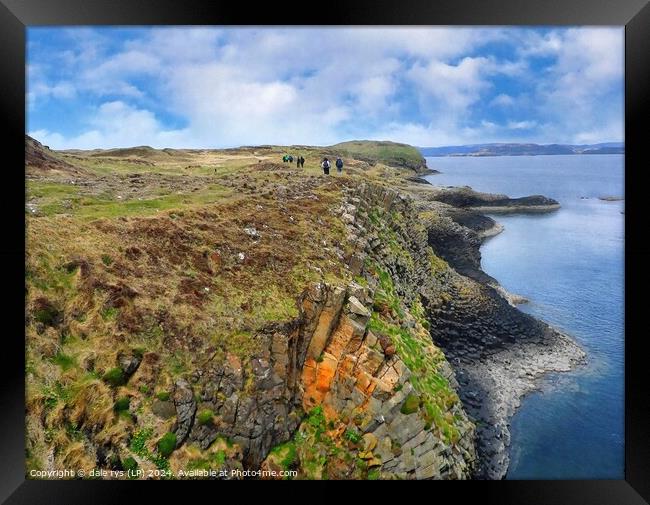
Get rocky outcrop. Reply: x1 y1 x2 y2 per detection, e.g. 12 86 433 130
173 379 197 447
166 274 475 478
421 185 560 213
299 285 476 479
158 182 480 479
339 181 584 479
25 134 88 177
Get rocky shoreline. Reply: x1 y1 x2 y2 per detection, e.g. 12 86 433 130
398 177 586 479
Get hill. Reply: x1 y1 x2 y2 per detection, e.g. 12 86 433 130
329 140 430 173
25 135 89 177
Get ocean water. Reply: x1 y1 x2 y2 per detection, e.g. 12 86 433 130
424 155 624 479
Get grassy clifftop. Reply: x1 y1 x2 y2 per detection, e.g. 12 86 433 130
25 136 469 479
329 140 428 173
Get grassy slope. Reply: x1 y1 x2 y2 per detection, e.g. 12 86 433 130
25 138 440 477
329 140 427 172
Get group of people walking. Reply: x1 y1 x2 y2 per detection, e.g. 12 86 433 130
320 157 344 175
283 154 305 168
281 154 344 175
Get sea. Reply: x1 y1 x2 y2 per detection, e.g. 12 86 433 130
424 154 624 479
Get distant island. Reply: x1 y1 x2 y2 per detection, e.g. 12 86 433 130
419 142 624 157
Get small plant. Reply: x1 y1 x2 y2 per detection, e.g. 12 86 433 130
306 406 327 440
400 394 421 415
122 456 138 472
157 432 177 458
100 306 119 321
101 254 113 266
130 428 153 455
139 385 150 395
367 468 381 480
269 442 297 472
197 409 214 426
344 428 362 444
315 353 324 363
114 396 131 412
187 450 227 471
156 391 170 401
132 347 145 359
52 352 76 371
103 367 126 387
33 305 60 326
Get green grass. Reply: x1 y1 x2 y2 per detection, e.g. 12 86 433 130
268 441 298 472
353 275 368 287
186 450 227 471
27 181 80 198
102 367 126 387
367 468 381 480
52 352 76 371
33 305 61 326
400 394 421 415
196 409 214 426
428 249 450 276
156 391 170 402
130 428 153 455
375 312 461 443
343 428 362 444
27 180 233 219
129 428 171 473
371 266 405 319
306 406 327 441
41 381 71 411
330 140 426 171
113 396 131 412
157 432 177 458
100 307 119 321
122 456 138 473
258 289 299 322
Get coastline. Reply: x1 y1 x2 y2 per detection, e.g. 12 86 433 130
468 203 560 214
25 136 590 480
400 176 586 479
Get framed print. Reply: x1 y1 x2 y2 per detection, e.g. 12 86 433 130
1 0 648 503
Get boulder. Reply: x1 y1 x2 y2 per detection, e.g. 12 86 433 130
347 296 371 318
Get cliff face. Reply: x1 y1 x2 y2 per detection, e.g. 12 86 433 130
172 183 479 479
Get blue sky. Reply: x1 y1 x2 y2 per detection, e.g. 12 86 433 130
27 27 624 149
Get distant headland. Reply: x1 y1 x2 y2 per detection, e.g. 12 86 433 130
419 142 624 157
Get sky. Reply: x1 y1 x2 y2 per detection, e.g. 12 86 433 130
27 27 624 149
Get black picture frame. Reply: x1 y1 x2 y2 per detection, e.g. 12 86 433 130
1 0 648 503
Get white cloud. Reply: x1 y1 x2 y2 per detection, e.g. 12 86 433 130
30 101 191 149
490 93 515 107
507 120 537 130
27 27 624 148
533 27 624 143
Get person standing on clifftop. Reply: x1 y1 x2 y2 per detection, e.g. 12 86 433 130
321 157 331 175
335 157 343 174
300 156 305 168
